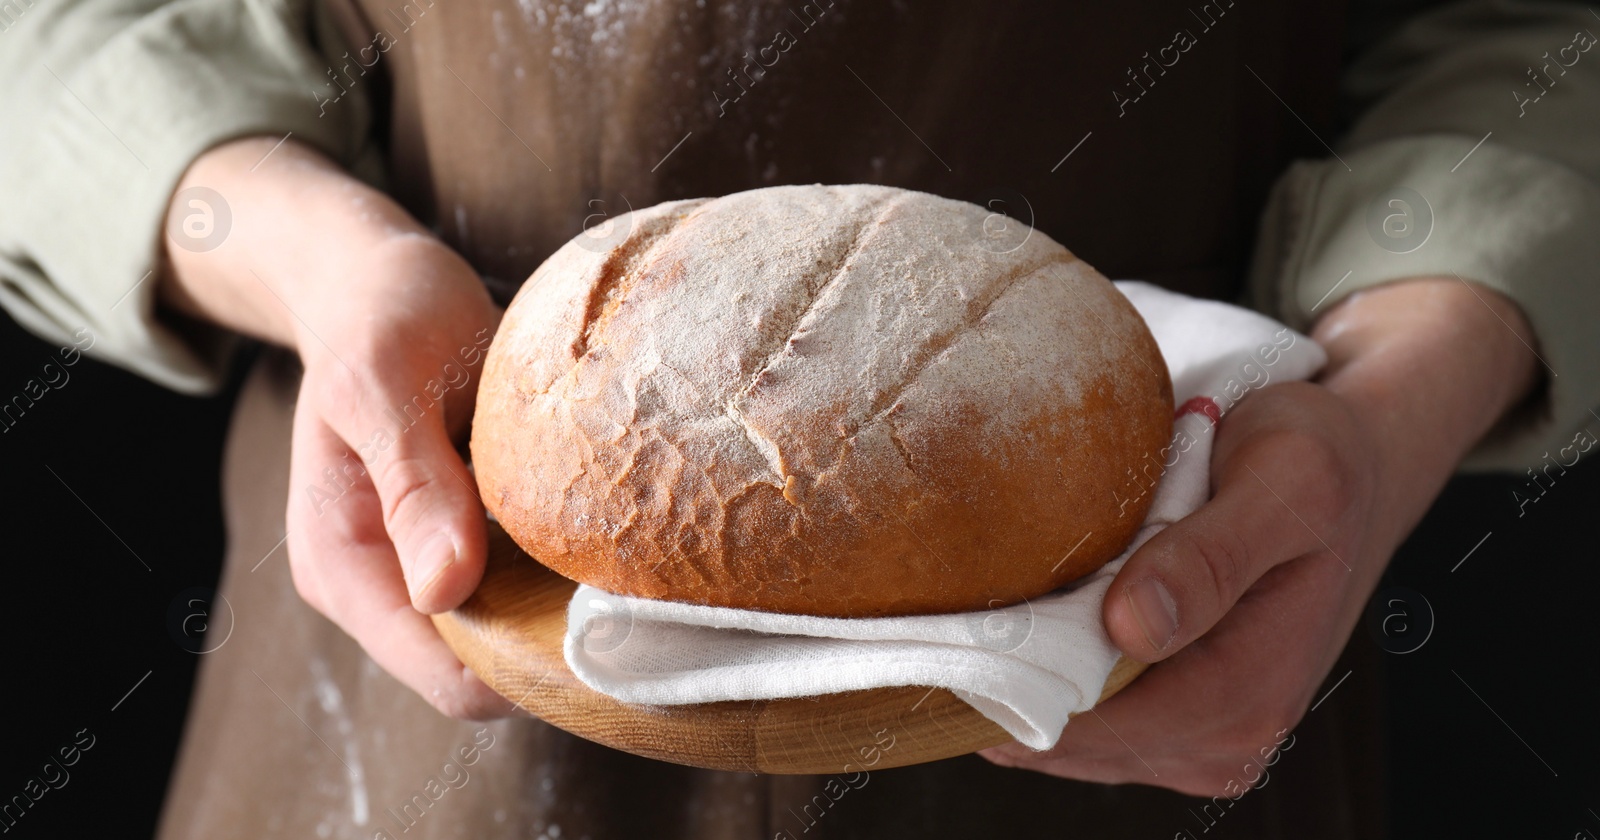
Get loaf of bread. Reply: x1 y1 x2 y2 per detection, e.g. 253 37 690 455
472 185 1172 617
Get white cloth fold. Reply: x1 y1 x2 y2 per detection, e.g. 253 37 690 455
563 282 1327 750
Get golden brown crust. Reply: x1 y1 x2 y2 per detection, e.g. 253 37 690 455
472 185 1173 617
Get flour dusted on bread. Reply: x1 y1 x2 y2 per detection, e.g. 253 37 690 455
472 185 1173 617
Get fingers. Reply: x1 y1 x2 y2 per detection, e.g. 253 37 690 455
984 551 1340 795
1103 477 1307 662
287 406 513 719
315 371 488 615
1104 397 1354 662
989 384 1373 793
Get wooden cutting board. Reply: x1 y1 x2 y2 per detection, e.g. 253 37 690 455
433 520 1147 774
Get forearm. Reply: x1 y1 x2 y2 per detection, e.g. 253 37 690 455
159 136 430 351
0 0 376 394
1257 0 1600 471
1311 277 1539 548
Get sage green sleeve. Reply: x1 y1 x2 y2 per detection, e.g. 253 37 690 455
0 0 380 394
1250 0 1600 472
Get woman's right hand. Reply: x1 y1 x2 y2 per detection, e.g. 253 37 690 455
160 136 514 719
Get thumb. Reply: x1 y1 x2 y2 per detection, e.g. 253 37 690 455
344 396 487 614
1102 457 1321 662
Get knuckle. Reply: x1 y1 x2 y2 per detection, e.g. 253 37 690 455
1265 701 1305 741
428 693 471 720
1187 521 1252 608
1225 712 1299 762
284 544 328 615
304 359 364 416
1260 427 1360 530
1187 765 1248 799
430 690 493 721
378 457 439 527
978 748 1020 769
1228 727 1274 761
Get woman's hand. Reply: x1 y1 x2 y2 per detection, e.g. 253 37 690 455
981 277 1541 796
160 137 513 719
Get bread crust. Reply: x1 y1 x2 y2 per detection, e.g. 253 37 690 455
472 185 1173 617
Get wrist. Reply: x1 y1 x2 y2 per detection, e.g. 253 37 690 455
160 136 433 352
285 232 464 364
1310 277 1540 540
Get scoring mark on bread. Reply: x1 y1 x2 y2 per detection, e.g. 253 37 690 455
735 191 904 401
721 191 907 491
571 199 711 360
723 398 786 490
857 251 1076 433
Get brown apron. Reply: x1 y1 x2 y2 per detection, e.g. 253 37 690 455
158 1 1388 837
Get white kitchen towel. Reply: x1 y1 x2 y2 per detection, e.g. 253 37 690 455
563 281 1328 750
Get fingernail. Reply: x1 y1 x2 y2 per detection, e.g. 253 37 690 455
1126 577 1179 652
411 531 458 602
